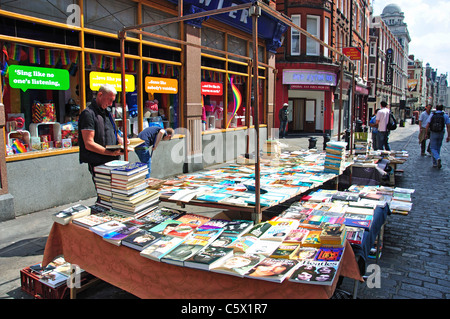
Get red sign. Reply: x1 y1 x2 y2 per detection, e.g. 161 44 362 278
201 82 223 95
342 47 361 60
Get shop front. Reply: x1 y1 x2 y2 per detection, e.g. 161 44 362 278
0 0 287 220
275 65 338 137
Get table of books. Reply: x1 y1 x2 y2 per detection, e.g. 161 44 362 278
42 220 362 299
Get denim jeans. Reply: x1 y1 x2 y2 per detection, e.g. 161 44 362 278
429 131 445 165
376 131 391 151
280 120 287 138
134 146 152 178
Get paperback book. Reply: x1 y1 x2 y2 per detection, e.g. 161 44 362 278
289 260 339 286
244 257 299 283
140 235 185 261
52 204 91 225
121 230 163 251
184 246 234 271
210 252 266 277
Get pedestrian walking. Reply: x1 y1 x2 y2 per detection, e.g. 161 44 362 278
279 102 289 139
375 101 391 151
369 109 379 150
425 104 450 169
418 104 432 155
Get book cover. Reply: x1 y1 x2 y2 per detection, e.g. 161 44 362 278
284 228 310 244
166 223 198 238
175 213 210 227
221 220 254 237
301 230 322 247
102 222 140 245
270 243 301 259
315 247 344 262
184 246 234 271
121 230 163 251
140 235 185 261
289 260 339 286
52 204 90 225
259 221 298 241
111 162 148 176
210 252 266 277
345 226 365 245
242 222 272 238
245 240 281 257
72 214 111 229
291 247 319 261
161 240 208 266
90 220 125 237
149 219 183 235
210 235 238 248
227 236 259 253
244 257 298 283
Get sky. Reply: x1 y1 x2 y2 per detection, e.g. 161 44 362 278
372 0 450 76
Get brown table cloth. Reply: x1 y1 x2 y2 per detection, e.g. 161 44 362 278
42 222 363 299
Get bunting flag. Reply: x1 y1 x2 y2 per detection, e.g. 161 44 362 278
28 47 40 64
8 43 22 61
86 53 95 66
60 50 71 65
126 59 136 72
70 51 79 64
44 49 58 65
226 75 243 129
96 55 105 69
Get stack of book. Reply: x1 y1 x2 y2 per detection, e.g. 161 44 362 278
323 141 347 174
109 162 160 218
93 163 118 208
319 223 347 247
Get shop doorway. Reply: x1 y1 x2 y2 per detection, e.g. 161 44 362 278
289 98 316 133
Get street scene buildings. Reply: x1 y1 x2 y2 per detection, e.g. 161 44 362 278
0 0 449 301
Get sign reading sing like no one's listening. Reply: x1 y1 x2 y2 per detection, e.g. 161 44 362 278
9 65 70 92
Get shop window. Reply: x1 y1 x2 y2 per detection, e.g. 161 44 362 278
0 17 79 47
84 34 120 53
141 5 179 45
142 45 181 63
201 71 225 130
142 62 180 132
1 42 81 155
84 0 137 37
226 75 247 129
202 27 225 55
227 35 247 62
0 0 75 25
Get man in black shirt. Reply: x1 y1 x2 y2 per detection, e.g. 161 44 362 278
78 84 124 178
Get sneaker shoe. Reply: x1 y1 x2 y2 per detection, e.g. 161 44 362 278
437 159 442 169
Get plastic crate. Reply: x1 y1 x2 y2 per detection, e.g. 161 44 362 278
20 266 96 299
20 267 68 299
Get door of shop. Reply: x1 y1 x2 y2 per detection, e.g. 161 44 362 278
290 99 304 132
304 99 316 132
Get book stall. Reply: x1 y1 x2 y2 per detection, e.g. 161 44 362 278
33 156 367 299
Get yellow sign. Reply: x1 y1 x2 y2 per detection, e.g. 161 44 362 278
89 72 135 92
145 77 178 94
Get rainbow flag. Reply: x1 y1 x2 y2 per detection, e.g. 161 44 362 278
28 47 40 64
126 59 136 72
12 139 27 153
226 75 243 128
69 51 79 64
9 43 21 61
86 53 95 66
44 49 58 65
97 55 105 69
60 50 70 65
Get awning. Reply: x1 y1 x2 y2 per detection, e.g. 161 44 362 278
166 0 288 52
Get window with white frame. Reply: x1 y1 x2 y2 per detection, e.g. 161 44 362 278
291 15 301 56
306 15 320 56
370 41 376 57
369 63 375 78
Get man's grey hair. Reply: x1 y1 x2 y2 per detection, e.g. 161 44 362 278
99 83 117 95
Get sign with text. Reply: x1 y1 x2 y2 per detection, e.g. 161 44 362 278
283 70 336 86
9 65 70 92
90 72 135 92
201 82 223 95
342 47 362 60
385 48 393 86
145 77 178 94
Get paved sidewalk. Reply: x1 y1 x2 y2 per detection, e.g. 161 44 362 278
1 121 448 299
